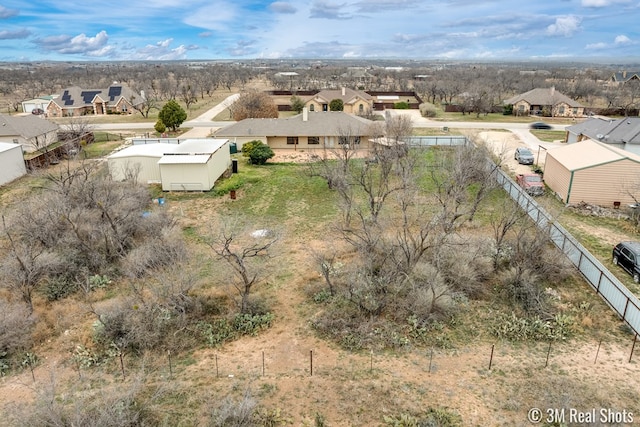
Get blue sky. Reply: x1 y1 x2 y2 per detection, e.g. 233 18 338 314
0 0 639 62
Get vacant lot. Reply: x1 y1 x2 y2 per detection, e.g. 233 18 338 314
1 149 640 426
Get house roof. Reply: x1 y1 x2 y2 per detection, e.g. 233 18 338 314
504 87 583 107
611 71 640 83
547 139 640 171
50 83 141 110
566 117 640 145
214 112 374 138
313 88 373 105
0 114 59 139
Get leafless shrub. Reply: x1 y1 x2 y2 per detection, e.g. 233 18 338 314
7 372 158 427
435 236 494 298
0 298 35 357
208 388 258 427
122 229 187 278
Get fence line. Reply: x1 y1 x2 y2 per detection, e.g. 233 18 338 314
493 167 640 336
406 136 469 147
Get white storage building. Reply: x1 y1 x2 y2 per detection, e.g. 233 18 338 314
0 142 27 186
158 139 230 191
107 143 174 184
107 139 231 191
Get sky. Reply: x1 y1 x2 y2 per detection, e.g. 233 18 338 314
0 0 639 62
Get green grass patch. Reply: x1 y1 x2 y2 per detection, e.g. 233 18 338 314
530 129 566 142
82 140 124 158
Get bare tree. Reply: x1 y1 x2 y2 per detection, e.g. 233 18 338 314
0 216 63 313
205 221 278 314
232 90 279 121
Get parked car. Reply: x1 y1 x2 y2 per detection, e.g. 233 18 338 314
530 121 552 129
612 241 640 283
31 108 44 115
514 147 534 165
516 173 544 196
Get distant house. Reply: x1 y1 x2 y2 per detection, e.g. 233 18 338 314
565 117 640 145
610 71 640 84
544 139 640 207
0 142 27 186
108 139 231 192
504 87 584 118
0 114 59 153
305 87 373 115
47 83 142 117
341 68 374 86
214 109 375 150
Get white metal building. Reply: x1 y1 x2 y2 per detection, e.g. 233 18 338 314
107 139 231 191
107 143 174 184
158 139 230 191
0 142 27 186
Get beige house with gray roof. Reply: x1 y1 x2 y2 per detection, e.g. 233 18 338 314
0 114 59 153
214 110 375 151
305 88 373 115
504 87 584 118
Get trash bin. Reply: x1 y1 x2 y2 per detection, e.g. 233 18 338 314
158 197 165 206
232 158 238 174
230 190 236 200
230 142 237 154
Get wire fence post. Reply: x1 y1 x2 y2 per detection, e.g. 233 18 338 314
262 351 265 377
429 348 434 374
310 350 313 376
168 350 173 378
594 339 602 364
545 341 552 368
215 354 219 378
488 344 495 370
630 334 638 363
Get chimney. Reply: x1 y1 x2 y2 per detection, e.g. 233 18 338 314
341 87 346 96
302 107 308 122
550 86 555 96
623 70 627 78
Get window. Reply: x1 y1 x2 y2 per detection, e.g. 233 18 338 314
287 137 298 145
558 106 565 115
359 104 364 113
338 136 348 145
309 104 315 112
354 136 361 145
308 136 320 145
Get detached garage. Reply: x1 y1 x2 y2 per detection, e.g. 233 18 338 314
0 142 27 186
544 139 640 207
158 139 230 191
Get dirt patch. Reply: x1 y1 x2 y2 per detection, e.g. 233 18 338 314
478 131 543 175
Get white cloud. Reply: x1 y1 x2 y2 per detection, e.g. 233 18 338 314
546 16 581 37
615 35 632 45
309 0 353 19
581 0 632 7
269 2 297 14
585 42 608 49
132 38 191 60
0 29 30 40
0 6 18 19
184 2 237 32
35 31 112 56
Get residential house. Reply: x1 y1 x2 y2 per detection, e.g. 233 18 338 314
214 109 375 151
305 87 373 115
565 117 640 145
47 83 142 117
0 114 59 153
504 87 584 118
610 71 640 84
340 68 375 87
